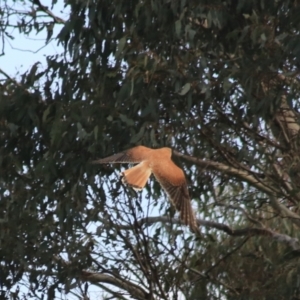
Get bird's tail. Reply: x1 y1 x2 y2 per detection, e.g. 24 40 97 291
121 162 152 191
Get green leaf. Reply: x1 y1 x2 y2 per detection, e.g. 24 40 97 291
130 125 145 143
175 20 181 38
116 36 127 58
150 128 157 146
94 125 99 140
46 23 54 43
26 62 40 85
7 123 19 135
77 122 87 139
119 114 134 126
42 105 52 123
178 83 191 95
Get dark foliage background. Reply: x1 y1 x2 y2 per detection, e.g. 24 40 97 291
1 0 300 299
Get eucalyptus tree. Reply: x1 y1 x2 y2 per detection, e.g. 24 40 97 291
1 0 300 299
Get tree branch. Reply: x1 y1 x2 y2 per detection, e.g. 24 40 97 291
173 150 300 227
117 216 300 250
81 271 150 300
32 0 65 24
173 150 278 194
268 195 300 226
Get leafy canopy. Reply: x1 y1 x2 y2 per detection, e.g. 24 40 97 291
1 0 300 299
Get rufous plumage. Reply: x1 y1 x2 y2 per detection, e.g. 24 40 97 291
93 146 199 233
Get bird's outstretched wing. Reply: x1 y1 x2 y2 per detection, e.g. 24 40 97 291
93 145 199 233
92 146 152 164
152 161 199 233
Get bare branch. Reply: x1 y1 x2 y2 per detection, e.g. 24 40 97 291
32 0 65 24
174 150 300 227
272 162 300 203
268 195 300 227
117 216 300 250
173 150 278 194
81 271 150 300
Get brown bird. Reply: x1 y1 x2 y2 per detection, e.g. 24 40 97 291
93 146 199 233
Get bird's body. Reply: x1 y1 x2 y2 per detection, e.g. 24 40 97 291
93 146 198 233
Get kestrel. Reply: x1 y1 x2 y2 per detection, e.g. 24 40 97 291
93 146 199 233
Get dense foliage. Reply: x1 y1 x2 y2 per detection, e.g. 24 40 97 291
1 0 300 299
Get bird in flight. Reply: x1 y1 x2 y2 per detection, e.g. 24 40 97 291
93 146 199 233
